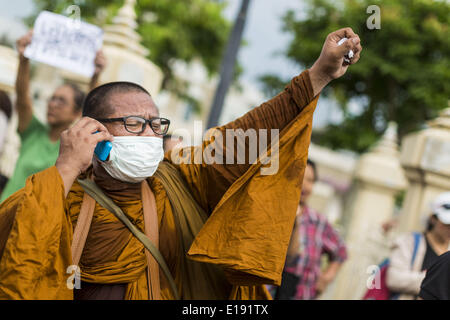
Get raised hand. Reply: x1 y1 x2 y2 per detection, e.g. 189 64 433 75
90 49 107 90
309 27 362 95
55 117 113 196
16 30 33 60
93 50 107 77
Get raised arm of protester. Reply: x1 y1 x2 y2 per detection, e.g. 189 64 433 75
15 30 34 133
168 27 362 213
89 50 107 91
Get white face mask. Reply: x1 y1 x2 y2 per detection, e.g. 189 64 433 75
99 136 164 183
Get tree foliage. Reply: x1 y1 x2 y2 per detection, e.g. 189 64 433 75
27 0 231 99
261 0 450 153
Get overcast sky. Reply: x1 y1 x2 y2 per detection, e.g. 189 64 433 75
223 0 343 127
223 0 306 84
0 0 344 127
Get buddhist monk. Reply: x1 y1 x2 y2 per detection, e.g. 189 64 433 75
0 28 362 300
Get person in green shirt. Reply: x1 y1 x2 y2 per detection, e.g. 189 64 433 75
0 30 106 202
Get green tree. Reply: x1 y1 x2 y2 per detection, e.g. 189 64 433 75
27 0 231 109
260 0 450 153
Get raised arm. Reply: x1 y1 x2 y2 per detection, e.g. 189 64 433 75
223 27 362 134
169 28 362 213
15 31 34 133
309 28 362 96
89 50 107 91
219 27 362 184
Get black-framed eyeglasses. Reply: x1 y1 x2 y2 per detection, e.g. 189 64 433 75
96 116 170 135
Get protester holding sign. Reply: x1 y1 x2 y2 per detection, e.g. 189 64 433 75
24 11 104 78
0 30 106 202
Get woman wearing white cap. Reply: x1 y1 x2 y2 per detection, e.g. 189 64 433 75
386 192 450 300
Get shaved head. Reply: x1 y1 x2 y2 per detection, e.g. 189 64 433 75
82 82 156 119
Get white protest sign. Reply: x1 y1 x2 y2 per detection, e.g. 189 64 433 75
24 11 103 77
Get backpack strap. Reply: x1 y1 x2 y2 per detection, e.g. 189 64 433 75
71 192 96 267
411 232 421 267
141 180 161 300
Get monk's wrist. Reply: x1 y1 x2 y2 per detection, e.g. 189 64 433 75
308 64 332 96
55 159 80 196
19 54 29 64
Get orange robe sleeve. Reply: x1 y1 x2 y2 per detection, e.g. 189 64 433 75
166 69 319 288
0 166 73 299
167 70 315 212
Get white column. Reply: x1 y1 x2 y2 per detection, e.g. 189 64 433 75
99 0 164 95
398 107 450 232
0 45 20 179
325 122 407 299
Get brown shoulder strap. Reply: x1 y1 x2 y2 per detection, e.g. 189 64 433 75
72 181 163 300
71 192 96 267
141 180 161 300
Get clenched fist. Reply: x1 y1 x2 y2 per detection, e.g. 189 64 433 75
16 30 33 60
93 50 107 77
309 27 362 95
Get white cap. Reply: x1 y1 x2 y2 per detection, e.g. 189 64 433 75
430 192 450 225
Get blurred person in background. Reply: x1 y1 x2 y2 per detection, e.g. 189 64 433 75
274 159 348 300
163 134 183 152
419 251 450 300
0 91 12 195
0 30 106 202
386 192 450 300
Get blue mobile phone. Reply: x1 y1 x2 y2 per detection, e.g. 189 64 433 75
94 140 112 161
94 131 112 161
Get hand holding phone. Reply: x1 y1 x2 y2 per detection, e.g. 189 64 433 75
94 133 113 161
56 118 113 196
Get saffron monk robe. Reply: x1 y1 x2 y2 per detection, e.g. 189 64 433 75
0 28 362 300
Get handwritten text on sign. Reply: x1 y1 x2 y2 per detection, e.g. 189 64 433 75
24 11 103 77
